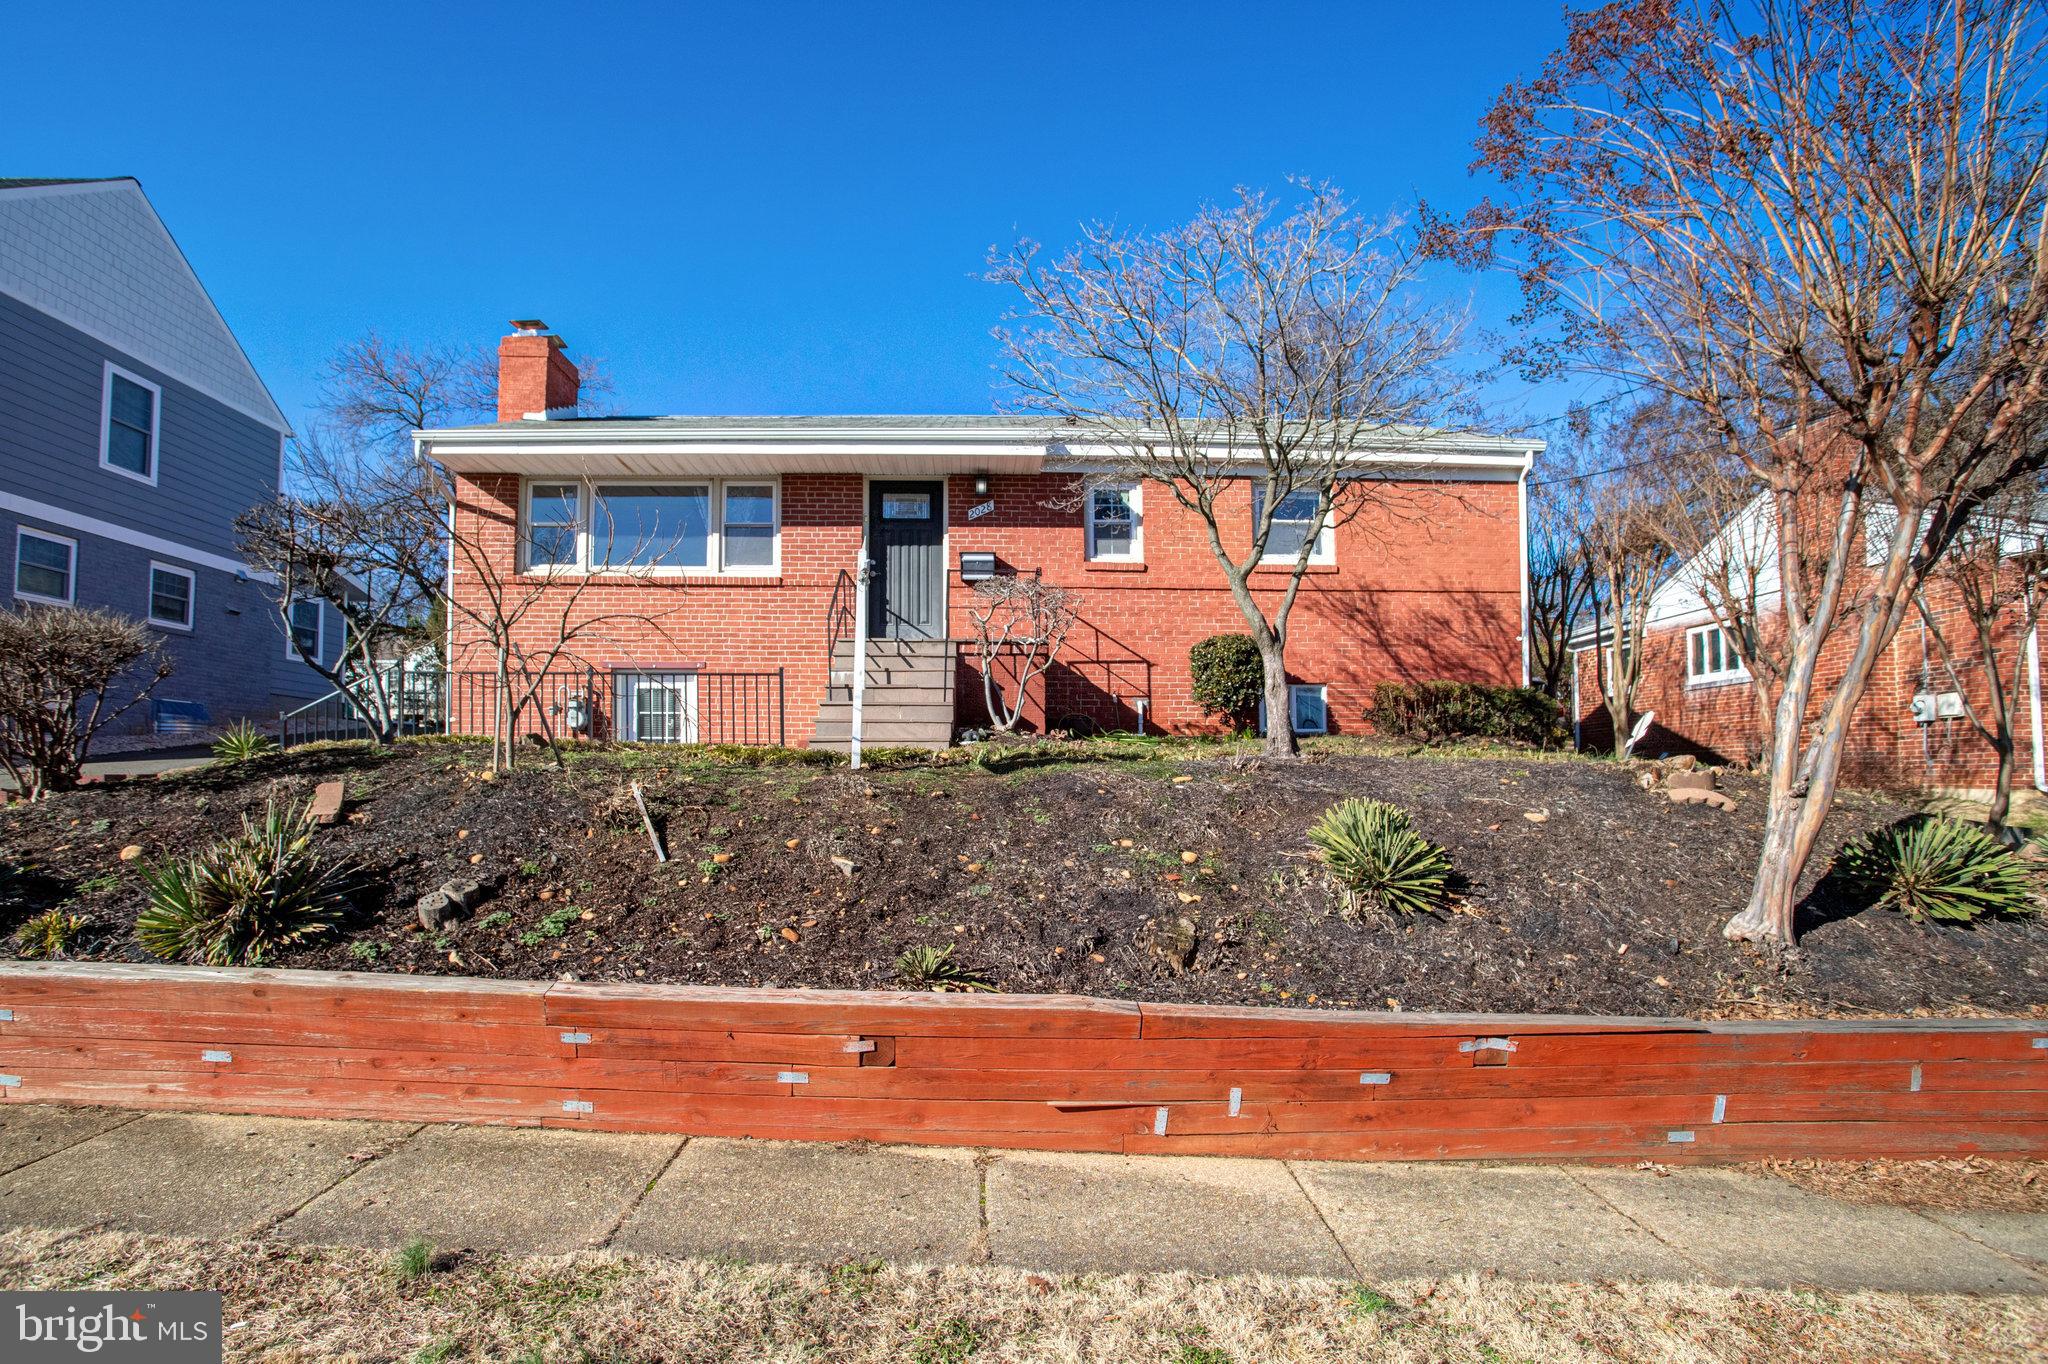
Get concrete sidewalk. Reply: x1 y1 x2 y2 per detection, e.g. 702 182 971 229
2 1104 2043 1293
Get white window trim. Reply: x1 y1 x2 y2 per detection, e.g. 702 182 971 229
1684 623 1750 686
99 361 162 487
1252 482 1336 566
520 476 783 578
1085 480 1143 561
14 527 78 606
1290 683 1329 735
285 597 324 663
146 560 196 632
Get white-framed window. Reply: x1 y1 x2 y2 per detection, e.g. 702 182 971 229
99 362 161 485
1686 624 1747 684
1290 683 1328 735
526 482 582 570
1085 481 1142 561
615 670 698 743
14 528 77 605
286 598 323 663
721 483 778 570
146 561 195 631
522 477 781 575
1252 484 1335 564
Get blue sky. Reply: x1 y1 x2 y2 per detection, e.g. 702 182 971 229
7 2 1567 435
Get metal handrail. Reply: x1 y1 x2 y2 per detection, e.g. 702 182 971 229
825 567 856 661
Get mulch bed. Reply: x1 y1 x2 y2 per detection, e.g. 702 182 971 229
2 739 2044 1018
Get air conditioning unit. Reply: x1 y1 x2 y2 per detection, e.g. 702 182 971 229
959 552 998 581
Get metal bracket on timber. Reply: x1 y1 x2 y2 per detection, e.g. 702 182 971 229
1460 1036 1517 1067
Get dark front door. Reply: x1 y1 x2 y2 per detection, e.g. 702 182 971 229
868 480 946 639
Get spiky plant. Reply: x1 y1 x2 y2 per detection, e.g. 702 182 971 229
894 943 994 992
211 719 277 763
1307 798 1454 915
136 797 350 965
1837 817 2037 923
13 907 86 959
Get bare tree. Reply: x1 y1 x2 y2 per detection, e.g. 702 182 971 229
1526 470 1597 699
1914 470 2048 839
1580 460 1670 757
236 431 441 744
992 182 1482 756
1450 1 2048 942
964 575 1079 733
0 608 172 799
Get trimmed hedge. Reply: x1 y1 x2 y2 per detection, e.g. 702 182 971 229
1189 634 1266 726
1370 681 1564 747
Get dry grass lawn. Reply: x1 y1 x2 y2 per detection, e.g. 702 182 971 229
2 1225 2042 1363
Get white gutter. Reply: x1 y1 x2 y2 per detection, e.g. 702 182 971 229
2028 626 2046 793
1571 645 1582 750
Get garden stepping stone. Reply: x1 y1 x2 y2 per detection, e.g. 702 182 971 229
308 781 345 826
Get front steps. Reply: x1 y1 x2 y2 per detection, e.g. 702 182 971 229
810 638 957 752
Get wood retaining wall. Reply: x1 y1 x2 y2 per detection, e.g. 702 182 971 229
1 963 2043 1163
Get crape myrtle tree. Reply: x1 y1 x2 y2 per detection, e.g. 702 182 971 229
1443 0 2048 943
1525 463 1598 700
1577 431 1672 758
991 182 1483 758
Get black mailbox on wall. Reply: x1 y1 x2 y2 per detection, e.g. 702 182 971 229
959 551 998 581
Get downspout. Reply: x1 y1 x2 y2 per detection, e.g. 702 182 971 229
2028 626 2046 793
1517 455 1533 687
1571 643 1581 750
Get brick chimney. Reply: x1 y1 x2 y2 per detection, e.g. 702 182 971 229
496 319 580 422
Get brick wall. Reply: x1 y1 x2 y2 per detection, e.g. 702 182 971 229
446 469 1526 746
1573 579 2043 793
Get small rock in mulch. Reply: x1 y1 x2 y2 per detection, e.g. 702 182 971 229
1669 787 1739 812
830 855 858 878
1141 912 1202 974
117 845 143 862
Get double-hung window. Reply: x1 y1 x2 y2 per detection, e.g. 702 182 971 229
148 562 195 630
1686 625 1747 684
1252 484 1334 564
1086 482 1141 560
288 599 323 662
524 478 780 574
14 528 76 605
101 365 160 484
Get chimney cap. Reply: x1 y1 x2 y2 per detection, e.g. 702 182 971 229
509 318 550 335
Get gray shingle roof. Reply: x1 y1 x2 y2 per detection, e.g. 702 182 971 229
0 177 132 190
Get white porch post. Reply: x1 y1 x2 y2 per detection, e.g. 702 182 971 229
850 537 872 771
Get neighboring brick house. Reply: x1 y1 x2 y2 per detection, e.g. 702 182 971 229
0 177 343 730
1570 493 2046 795
417 323 1537 750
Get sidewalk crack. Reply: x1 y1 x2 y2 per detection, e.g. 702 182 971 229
595 1136 688 1250
1911 1207 2048 1289
248 1122 428 1239
0 1109 145 1181
1562 1168 1720 1284
1283 1161 1360 1280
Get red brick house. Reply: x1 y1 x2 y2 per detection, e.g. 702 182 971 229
418 323 1538 750
1571 494 2048 796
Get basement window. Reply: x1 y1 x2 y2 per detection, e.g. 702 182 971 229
1290 684 1329 735
616 671 698 743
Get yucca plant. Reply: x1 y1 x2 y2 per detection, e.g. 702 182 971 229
1307 798 1454 915
1837 817 2037 924
13 907 86 959
212 719 278 763
136 797 350 965
894 943 994 992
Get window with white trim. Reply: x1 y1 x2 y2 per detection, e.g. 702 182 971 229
1252 484 1334 564
615 671 698 743
1086 482 1141 560
14 529 76 605
523 478 781 574
526 483 582 569
287 599 323 662
1290 683 1328 735
147 562 195 630
101 365 160 483
1686 624 1747 683
721 484 777 569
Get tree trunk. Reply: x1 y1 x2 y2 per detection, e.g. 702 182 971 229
1987 728 2016 843
1260 640 1298 758
1725 656 1858 944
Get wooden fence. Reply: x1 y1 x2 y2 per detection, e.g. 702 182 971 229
0 963 2042 1163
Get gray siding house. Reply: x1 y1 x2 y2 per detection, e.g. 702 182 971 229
0 177 340 733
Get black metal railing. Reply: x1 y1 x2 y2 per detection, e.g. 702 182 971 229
283 665 787 749
825 567 856 661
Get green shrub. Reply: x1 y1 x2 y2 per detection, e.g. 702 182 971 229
211 719 277 763
1307 799 1454 915
135 798 350 965
894 943 994 992
1370 681 1563 747
1189 635 1266 727
1838 817 2037 923
13 908 85 959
